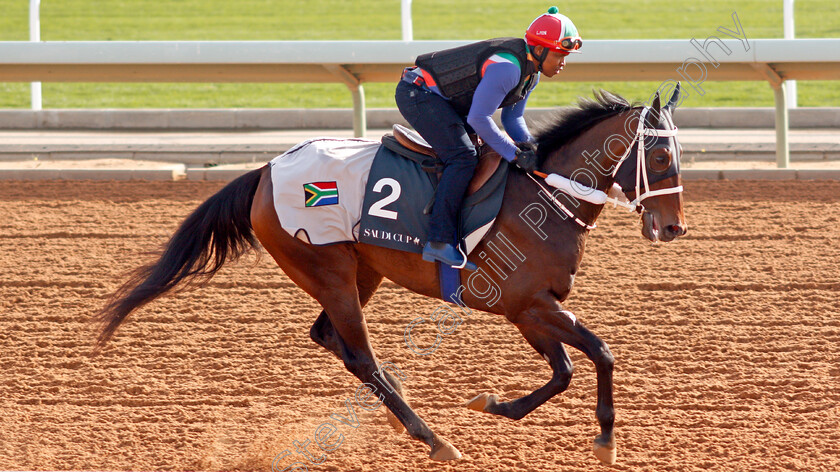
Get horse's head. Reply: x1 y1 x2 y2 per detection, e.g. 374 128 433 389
613 84 687 242
531 86 687 243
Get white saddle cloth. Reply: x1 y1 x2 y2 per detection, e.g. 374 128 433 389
269 138 379 245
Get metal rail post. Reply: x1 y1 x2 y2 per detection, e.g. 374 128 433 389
773 82 791 168
325 65 366 138
751 63 790 168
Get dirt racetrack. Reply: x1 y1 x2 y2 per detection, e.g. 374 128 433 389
1 178 838 471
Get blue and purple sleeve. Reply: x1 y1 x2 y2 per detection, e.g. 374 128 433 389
501 74 538 144
466 61 523 162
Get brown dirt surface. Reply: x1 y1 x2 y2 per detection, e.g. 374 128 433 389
1 179 839 471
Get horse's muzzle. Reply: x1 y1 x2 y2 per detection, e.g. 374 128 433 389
661 222 687 242
641 211 687 243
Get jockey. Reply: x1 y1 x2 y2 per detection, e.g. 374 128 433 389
395 6 581 271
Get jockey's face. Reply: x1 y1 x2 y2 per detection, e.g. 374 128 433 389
540 49 568 78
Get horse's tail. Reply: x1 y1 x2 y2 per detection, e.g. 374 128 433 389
95 165 266 348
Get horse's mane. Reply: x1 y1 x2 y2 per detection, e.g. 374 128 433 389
534 90 638 162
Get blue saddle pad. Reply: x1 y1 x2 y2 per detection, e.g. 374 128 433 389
358 138 508 254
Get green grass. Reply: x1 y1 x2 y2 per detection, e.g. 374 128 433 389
1 0 839 108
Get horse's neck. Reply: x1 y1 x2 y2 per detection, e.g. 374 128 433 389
551 110 639 191
540 110 640 226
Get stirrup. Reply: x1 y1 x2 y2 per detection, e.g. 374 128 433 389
452 244 470 270
422 242 477 271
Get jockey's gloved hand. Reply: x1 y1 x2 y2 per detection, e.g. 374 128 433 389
514 142 538 173
516 141 537 152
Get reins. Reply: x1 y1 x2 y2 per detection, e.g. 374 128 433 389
525 172 598 230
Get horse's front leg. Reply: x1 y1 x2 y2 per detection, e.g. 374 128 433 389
466 326 574 420
568 314 616 465
467 291 616 465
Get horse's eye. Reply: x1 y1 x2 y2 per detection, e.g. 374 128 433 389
649 151 671 174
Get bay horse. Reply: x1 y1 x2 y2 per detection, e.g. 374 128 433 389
95 85 687 466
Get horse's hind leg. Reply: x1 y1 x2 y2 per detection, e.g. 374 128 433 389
310 256 460 460
250 178 456 460
310 309 408 435
308 267 408 434
309 264 383 359
467 292 616 465
309 310 342 357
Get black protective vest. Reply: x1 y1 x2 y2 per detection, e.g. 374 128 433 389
415 37 538 116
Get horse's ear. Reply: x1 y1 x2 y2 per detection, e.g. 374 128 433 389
646 91 661 127
665 82 681 113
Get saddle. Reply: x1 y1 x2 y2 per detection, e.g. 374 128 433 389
387 124 504 196
360 126 509 259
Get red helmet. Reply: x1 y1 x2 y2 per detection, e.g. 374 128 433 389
526 6 582 55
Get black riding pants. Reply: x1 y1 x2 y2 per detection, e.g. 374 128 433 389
395 80 478 244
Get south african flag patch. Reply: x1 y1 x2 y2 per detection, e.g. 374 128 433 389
303 181 339 207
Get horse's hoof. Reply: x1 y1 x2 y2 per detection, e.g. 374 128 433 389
466 393 498 412
385 409 406 434
593 435 617 465
429 437 462 461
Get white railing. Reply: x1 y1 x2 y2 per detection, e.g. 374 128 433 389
1 39 839 166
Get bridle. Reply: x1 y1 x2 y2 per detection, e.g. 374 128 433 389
527 105 683 230
612 106 683 210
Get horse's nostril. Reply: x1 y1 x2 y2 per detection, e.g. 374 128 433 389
667 224 686 237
